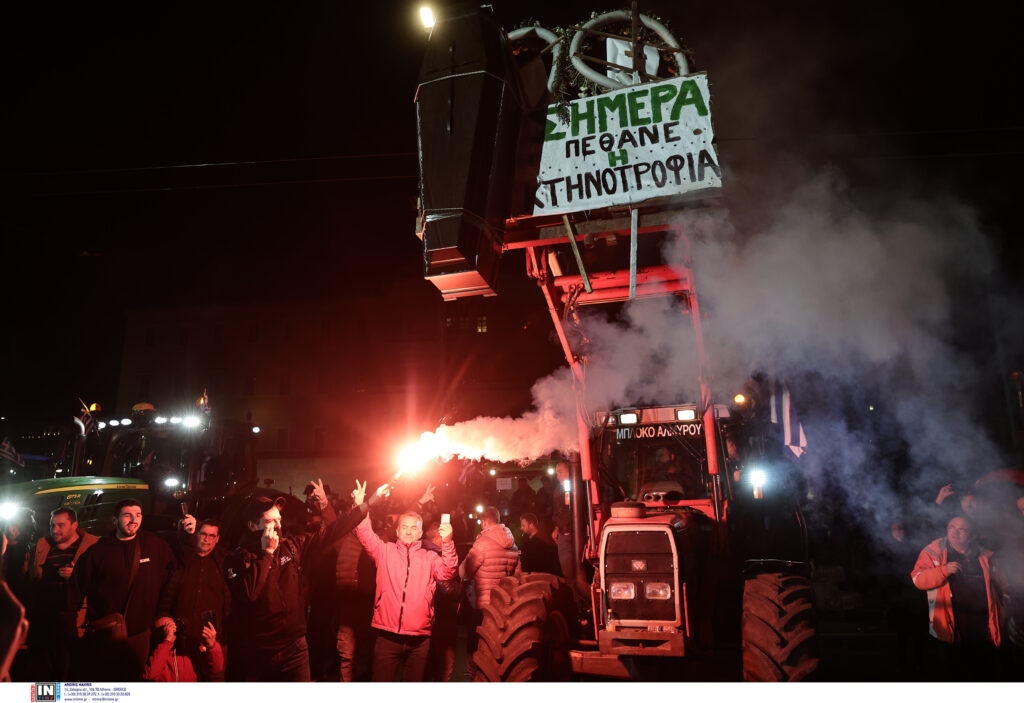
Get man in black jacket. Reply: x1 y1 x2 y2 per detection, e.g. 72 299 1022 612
68 498 176 680
519 513 560 575
164 515 230 678
223 478 380 681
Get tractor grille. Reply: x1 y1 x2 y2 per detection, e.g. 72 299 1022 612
603 529 679 624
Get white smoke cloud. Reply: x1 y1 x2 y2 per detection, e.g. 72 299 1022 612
664 169 1010 535
421 168 1013 545
415 368 578 463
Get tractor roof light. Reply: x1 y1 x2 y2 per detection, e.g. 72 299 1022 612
252 426 261 434
109 419 120 427
619 411 639 425
154 416 168 424
183 416 201 428
676 408 696 421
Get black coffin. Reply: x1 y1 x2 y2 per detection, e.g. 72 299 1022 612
416 5 521 299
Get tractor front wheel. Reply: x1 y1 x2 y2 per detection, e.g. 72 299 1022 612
472 572 577 681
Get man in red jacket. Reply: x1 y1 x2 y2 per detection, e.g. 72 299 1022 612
911 515 1009 680
354 487 457 682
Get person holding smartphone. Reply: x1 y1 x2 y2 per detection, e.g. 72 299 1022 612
353 485 457 682
161 515 230 674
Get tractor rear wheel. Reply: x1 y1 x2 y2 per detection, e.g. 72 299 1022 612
741 572 819 681
472 572 576 682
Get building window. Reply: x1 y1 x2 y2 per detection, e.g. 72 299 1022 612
314 427 326 453
144 328 155 347
277 429 288 451
445 316 453 328
459 316 470 330
476 315 488 333
279 374 290 396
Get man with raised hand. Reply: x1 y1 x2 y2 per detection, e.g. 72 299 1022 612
354 485 457 682
222 478 379 681
164 516 230 668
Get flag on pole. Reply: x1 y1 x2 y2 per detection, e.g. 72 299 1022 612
0 438 24 467
79 407 96 436
457 459 482 486
768 378 807 460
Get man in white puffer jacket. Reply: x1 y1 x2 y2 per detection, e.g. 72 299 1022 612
460 506 521 679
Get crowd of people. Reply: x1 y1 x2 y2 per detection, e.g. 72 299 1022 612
1 468 566 683
2 463 1022 683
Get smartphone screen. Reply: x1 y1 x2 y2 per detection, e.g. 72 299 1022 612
202 610 217 629
441 513 450 524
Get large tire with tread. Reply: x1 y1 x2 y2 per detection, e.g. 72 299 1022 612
473 572 576 681
741 572 819 681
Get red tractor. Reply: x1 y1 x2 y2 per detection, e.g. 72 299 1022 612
416 5 819 680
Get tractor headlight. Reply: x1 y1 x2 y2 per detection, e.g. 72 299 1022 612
0 502 19 520
748 468 767 500
644 582 672 600
608 582 636 600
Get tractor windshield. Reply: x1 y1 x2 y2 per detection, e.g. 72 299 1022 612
100 428 201 483
600 422 709 502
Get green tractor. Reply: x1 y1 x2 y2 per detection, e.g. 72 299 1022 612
0 401 260 539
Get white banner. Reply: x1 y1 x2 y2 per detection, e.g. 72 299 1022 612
532 74 720 216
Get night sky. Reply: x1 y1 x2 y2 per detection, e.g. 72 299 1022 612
3 0 1022 426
